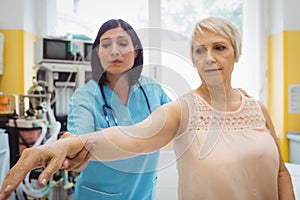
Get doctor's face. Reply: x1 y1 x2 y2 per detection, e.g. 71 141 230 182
192 28 235 87
98 27 137 76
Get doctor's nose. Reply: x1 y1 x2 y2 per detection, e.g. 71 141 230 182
111 44 121 57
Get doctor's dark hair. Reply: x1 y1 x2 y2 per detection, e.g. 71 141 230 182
91 19 144 85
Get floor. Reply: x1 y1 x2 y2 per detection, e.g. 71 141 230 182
155 149 178 200
286 163 300 199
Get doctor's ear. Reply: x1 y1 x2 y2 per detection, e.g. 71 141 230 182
134 46 138 58
134 45 138 58
134 50 138 58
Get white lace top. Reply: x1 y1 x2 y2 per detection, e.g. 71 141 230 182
173 91 280 200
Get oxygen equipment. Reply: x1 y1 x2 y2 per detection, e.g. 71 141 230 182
4 36 93 200
34 37 93 131
5 84 74 200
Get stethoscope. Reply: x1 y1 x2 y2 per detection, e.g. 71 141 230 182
99 81 151 127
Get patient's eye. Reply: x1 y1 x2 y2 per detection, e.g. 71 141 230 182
214 45 226 51
194 46 206 55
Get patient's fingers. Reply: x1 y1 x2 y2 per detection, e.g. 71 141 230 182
0 148 43 199
38 155 66 187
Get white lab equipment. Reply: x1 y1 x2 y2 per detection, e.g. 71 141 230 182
34 37 93 64
12 36 94 199
0 128 9 188
6 93 69 200
34 62 92 131
0 129 13 200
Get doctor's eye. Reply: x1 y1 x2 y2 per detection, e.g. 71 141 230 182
101 43 110 49
118 39 129 47
100 40 112 49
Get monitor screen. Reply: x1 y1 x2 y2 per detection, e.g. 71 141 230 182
44 39 68 60
84 43 93 62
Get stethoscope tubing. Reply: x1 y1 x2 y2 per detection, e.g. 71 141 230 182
99 81 151 127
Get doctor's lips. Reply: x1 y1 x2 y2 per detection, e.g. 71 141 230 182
111 59 122 64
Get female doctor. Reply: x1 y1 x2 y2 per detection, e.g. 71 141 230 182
66 19 171 199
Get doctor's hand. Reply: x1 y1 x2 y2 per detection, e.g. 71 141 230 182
237 88 252 98
60 132 95 172
0 135 94 200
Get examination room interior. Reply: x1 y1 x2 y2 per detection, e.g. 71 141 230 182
0 0 300 199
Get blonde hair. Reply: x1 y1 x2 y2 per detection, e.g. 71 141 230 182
192 16 242 62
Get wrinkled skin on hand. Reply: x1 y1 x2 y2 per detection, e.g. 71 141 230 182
0 133 94 200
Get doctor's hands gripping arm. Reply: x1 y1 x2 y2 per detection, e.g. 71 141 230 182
60 132 95 172
61 86 102 172
57 88 98 172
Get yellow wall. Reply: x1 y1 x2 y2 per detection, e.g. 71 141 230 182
285 31 300 132
268 32 285 153
0 30 24 94
268 30 300 161
0 30 37 95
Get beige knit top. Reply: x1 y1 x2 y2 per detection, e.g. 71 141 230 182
173 91 280 200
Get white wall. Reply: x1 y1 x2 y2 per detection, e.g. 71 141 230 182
0 0 58 92
0 0 24 29
0 0 56 35
284 0 300 30
267 0 300 34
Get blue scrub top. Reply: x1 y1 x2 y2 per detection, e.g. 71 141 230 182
68 76 171 200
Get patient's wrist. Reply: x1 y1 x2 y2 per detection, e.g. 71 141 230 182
62 134 84 158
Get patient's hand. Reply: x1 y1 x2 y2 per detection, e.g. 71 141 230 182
0 133 94 200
